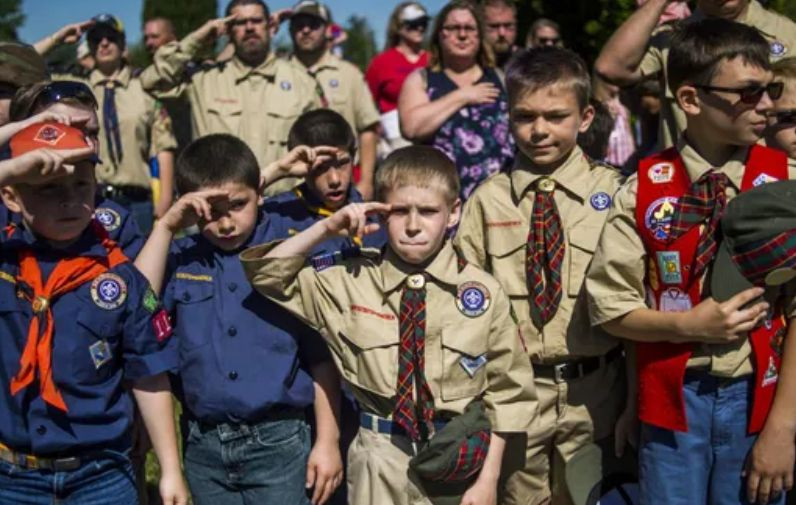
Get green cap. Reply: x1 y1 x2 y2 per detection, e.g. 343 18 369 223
711 180 796 302
0 42 48 88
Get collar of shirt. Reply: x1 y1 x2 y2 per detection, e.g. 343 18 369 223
292 50 339 74
4 222 111 259
380 240 460 293
510 146 592 202
676 135 747 191
90 65 132 89
230 52 279 82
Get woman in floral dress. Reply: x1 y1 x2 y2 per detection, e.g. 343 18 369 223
398 0 514 201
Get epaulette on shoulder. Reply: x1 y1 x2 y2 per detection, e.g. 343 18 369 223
309 245 380 272
586 155 621 172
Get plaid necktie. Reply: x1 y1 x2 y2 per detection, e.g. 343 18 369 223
306 69 329 108
394 273 435 442
669 171 729 280
103 82 123 165
526 177 565 330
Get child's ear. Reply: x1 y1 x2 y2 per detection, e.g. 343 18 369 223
0 186 22 213
676 85 701 117
578 104 596 134
447 198 462 229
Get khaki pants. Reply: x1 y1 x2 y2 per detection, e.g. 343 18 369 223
502 360 625 505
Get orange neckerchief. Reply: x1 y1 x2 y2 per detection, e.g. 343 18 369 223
10 222 128 411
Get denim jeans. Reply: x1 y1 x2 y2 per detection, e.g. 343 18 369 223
184 416 312 505
0 450 137 505
639 370 785 505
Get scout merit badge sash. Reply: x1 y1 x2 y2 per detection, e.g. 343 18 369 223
9 221 129 411
634 145 788 433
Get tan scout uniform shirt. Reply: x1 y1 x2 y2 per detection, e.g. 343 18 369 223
140 32 319 195
586 138 796 377
639 0 796 149
293 52 380 135
240 241 538 433
455 147 624 363
77 66 177 189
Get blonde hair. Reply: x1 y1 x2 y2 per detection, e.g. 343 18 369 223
773 57 796 82
428 0 495 71
385 2 427 50
375 146 460 204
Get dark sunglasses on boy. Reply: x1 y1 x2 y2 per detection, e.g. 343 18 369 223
695 81 784 105
403 18 429 32
770 109 796 126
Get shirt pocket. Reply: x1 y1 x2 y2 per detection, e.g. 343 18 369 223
567 225 602 298
485 228 528 296
71 308 123 384
439 322 489 401
173 280 215 350
337 314 400 397
206 99 243 133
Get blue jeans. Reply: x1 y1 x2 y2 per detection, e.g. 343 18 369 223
184 416 312 505
640 371 785 505
0 450 137 505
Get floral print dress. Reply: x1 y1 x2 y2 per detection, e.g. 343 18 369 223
426 67 515 201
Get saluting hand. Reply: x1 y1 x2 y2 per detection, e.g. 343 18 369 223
679 287 769 343
0 147 95 186
158 189 230 233
277 145 339 178
196 14 237 43
323 201 391 240
53 19 94 45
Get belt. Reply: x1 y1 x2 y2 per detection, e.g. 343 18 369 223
194 406 305 434
98 184 151 202
533 346 624 384
0 441 100 471
359 412 447 436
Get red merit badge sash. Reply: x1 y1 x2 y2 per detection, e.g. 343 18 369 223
634 145 788 433
10 222 129 411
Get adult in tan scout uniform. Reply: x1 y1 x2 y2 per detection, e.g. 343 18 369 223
288 1 380 200
37 15 177 232
140 0 319 197
242 146 538 505
595 0 796 149
455 47 626 505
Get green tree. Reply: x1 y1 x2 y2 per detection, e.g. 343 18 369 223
343 15 377 72
0 0 24 41
767 0 796 20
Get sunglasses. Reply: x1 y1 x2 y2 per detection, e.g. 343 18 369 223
291 15 325 31
770 109 796 125
402 18 428 32
88 27 124 47
695 81 784 105
34 81 98 111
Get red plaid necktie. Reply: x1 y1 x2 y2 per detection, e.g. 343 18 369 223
526 177 565 330
669 171 729 280
394 273 435 442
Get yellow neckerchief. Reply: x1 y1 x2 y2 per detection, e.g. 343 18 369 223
293 187 362 246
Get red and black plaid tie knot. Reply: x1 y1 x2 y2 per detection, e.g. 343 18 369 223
526 177 565 330
669 170 730 280
394 273 436 442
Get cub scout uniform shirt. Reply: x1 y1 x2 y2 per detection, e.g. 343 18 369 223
455 147 625 362
140 33 319 195
639 0 796 149
240 240 538 433
586 138 796 377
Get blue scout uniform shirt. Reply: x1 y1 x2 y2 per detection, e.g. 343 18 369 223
163 211 329 424
262 182 387 258
0 198 144 259
0 224 175 455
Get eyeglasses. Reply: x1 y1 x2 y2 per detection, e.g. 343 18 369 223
34 81 98 111
486 22 516 32
695 81 784 104
442 24 478 36
770 109 796 125
87 27 123 47
402 18 429 32
536 36 560 46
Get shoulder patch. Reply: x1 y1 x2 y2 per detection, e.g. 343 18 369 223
94 207 121 232
590 192 612 211
91 273 128 310
456 281 491 317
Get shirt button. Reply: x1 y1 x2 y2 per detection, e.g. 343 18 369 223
228 282 237 292
36 425 46 435
228 326 237 337
228 371 238 380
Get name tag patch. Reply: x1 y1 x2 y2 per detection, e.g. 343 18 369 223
456 281 491 317
656 251 682 285
590 192 611 211
460 354 487 378
89 340 112 369
94 207 121 232
91 273 127 310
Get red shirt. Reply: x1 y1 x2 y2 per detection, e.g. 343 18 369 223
365 47 429 113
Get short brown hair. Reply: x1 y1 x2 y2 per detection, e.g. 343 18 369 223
481 0 516 13
375 146 460 204
667 18 770 93
428 1 495 71
505 47 590 109
773 57 796 83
